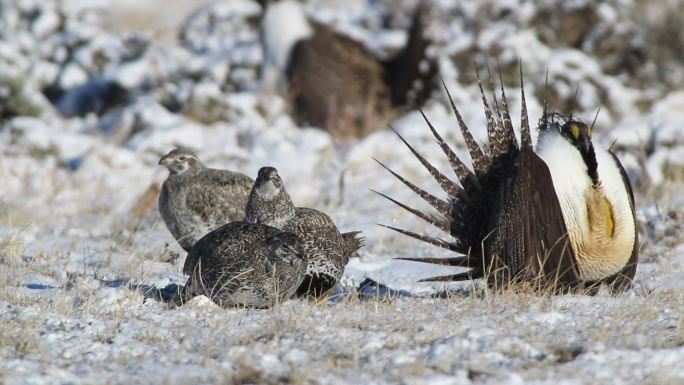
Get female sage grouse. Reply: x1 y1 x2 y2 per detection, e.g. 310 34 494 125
181 222 306 308
245 166 364 297
259 0 438 138
158 148 253 252
375 69 638 293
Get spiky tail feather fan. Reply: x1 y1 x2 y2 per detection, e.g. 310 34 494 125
376 65 583 290
343 231 366 256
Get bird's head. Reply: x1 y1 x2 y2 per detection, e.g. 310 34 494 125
560 120 593 157
158 148 202 175
539 113 600 186
559 119 599 186
245 166 295 227
253 166 284 199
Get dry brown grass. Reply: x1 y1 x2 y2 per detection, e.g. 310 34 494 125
0 156 682 384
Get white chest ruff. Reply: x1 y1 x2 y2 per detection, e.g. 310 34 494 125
536 131 635 281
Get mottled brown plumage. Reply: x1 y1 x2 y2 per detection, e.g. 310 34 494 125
158 148 253 253
245 167 364 297
181 221 306 308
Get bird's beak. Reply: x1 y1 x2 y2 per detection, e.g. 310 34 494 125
158 157 167 166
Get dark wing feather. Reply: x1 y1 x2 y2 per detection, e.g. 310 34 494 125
487 150 580 289
414 150 580 288
181 222 305 306
182 221 248 275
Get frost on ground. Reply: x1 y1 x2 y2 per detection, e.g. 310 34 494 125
1 0 684 384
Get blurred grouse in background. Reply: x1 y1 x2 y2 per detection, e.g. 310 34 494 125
259 0 438 139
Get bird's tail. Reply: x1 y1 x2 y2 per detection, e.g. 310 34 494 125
375 65 533 282
383 0 438 109
342 231 365 256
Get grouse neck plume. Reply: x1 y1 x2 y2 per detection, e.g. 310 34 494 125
259 0 438 139
375 67 638 293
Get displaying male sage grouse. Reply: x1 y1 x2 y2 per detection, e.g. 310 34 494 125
158 148 253 252
245 167 364 297
375 70 638 293
181 222 306 308
259 0 438 138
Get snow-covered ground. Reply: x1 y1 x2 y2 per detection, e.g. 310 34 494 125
1 0 684 383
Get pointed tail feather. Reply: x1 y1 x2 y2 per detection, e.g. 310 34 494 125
378 224 464 254
371 189 451 234
418 271 479 282
342 231 365 255
497 66 518 151
441 79 490 176
390 126 462 198
475 67 499 156
540 69 550 129
519 63 533 150
485 64 504 131
395 256 469 267
418 108 477 191
378 64 542 287
373 157 451 215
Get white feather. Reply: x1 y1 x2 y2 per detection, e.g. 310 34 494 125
595 146 635 237
261 1 313 72
536 129 591 243
536 128 635 280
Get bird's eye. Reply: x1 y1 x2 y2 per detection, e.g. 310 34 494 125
179 156 187 161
